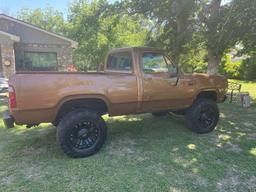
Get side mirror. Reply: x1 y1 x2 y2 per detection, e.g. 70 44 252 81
98 63 104 71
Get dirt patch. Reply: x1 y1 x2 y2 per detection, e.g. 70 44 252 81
107 146 135 157
179 171 208 187
208 133 227 148
169 187 183 192
247 133 256 140
139 183 144 192
0 175 13 186
217 169 256 191
209 133 242 153
243 122 255 128
147 163 166 175
174 157 197 168
24 165 42 181
225 143 242 153
18 146 47 157
106 137 137 157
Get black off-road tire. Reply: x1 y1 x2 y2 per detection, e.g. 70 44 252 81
56 110 107 158
52 110 105 127
185 98 219 134
152 112 169 117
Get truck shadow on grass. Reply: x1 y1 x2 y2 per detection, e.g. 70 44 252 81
1 103 256 191
3 102 256 160
7 113 188 158
5 104 256 161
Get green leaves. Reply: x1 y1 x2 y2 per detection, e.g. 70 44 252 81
126 0 197 66
17 7 67 36
16 0 255 77
68 0 149 71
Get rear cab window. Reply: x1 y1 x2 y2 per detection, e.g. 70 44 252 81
106 52 133 72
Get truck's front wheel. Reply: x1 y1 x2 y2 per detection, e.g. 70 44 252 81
185 98 219 134
57 110 107 158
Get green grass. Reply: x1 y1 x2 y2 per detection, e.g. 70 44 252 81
0 97 256 191
229 79 256 100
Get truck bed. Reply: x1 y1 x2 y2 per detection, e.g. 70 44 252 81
9 72 138 124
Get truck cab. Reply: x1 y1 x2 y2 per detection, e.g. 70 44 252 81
102 47 225 113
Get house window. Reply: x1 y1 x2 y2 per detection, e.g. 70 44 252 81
23 52 58 71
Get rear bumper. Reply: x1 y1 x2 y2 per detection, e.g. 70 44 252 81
2 111 14 128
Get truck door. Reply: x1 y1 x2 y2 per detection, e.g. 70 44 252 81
140 52 195 112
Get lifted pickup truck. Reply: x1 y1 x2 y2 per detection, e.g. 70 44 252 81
3 47 227 158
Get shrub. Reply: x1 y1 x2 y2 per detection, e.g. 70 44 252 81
220 54 242 79
239 56 256 80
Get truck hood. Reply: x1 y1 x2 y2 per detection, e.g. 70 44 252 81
180 73 228 89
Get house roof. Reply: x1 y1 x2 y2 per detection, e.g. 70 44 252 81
0 30 20 42
0 14 78 48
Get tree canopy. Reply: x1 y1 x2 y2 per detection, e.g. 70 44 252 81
16 0 256 79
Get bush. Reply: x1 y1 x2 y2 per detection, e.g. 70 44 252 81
239 56 256 80
220 54 256 81
220 54 242 79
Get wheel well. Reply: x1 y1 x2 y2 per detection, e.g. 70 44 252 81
54 98 108 124
197 91 217 101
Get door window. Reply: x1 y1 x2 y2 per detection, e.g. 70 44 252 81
142 52 177 76
142 53 168 73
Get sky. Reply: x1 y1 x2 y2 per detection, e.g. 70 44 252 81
0 0 231 17
0 0 117 16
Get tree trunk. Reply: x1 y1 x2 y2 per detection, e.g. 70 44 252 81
205 0 222 75
171 0 185 67
172 55 180 67
207 48 220 75
173 0 185 33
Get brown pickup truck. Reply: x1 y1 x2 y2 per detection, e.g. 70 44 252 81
3 47 227 158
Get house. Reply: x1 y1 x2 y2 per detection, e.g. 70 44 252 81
0 14 77 78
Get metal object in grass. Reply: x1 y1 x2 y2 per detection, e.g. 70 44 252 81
228 82 242 103
240 92 251 108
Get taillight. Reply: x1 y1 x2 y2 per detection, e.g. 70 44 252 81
8 85 17 108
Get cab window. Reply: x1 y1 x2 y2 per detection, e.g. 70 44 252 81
106 52 132 71
142 52 169 73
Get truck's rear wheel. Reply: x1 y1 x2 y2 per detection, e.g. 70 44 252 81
57 110 107 158
185 98 219 134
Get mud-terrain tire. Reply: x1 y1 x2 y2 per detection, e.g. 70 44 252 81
57 110 107 158
185 98 219 134
152 112 168 117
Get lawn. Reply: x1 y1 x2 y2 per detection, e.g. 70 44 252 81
0 94 256 191
229 79 256 101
